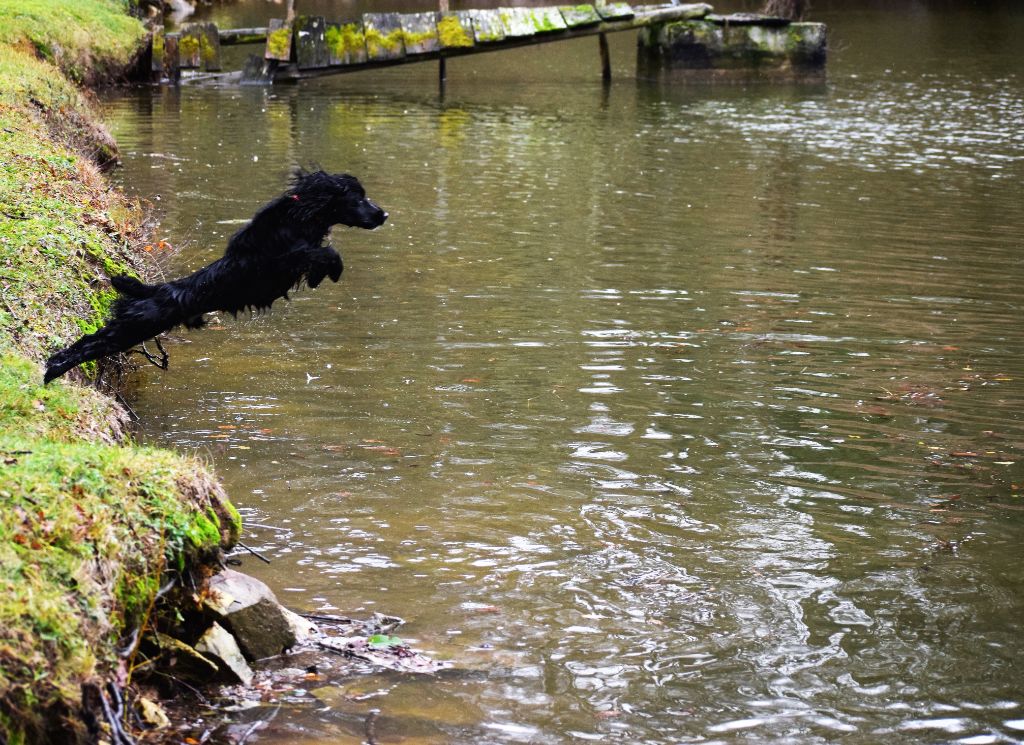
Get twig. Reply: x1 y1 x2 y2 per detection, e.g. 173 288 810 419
1 210 30 220
235 541 272 564
237 705 280 745
96 683 136 745
300 612 357 625
243 520 291 532
152 671 212 706
128 336 169 370
112 389 140 422
365 708 381 745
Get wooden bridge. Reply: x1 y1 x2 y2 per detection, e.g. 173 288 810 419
154 2 715 84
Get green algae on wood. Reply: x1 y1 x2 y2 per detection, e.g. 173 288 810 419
178 26 201 68
178 22 221 70
295 15 330 69
363 13 405 61
400 12 440 55
497 7 537 38
527 7 568 33
325 20 367 65
469 9 506 43
559 5 602 27
595 1 634 20
438 12 474 49
264 19 292 61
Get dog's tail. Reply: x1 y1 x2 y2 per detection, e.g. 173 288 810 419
111 274 159 299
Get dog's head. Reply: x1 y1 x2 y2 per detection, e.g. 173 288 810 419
289 170 388 230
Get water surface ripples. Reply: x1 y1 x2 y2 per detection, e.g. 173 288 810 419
104 6 1024 742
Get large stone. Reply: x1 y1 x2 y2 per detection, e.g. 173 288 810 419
195 622 255 686
637 19 826 82
205 569 297 661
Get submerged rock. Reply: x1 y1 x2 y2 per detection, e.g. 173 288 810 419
205 569 297 661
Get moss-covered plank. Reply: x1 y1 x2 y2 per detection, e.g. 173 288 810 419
151 29 165 73
400 12 440 55
264 18 293 61
527 7 568 33
199 22 221 71
559 5 602 27
498 7 537 38
438 12 475 49
363 13 406 61
595 1 634 20
295 15 330 68
469 9 506 43
325 20 367 65
178 24 202 68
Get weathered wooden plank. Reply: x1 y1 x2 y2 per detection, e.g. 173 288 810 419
163 33 180 81
469 9 505 43
559 4 602 27
400 12 440 55
595 2 634 20
178 25 202 68
295 15 330 68
265 19 293 61
151 29 165 73
437 12 475 49
527 7 568 32
498 8 536 38
175 22 221 70
325 20 367 65
199 23 222 71
363 13 406 61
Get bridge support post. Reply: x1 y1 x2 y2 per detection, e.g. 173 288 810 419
599 32 611 82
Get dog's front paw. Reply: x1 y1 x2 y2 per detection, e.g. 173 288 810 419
327 253 343 283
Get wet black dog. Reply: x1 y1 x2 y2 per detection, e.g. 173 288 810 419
44 170 387 384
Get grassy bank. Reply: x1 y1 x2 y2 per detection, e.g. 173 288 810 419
0 2 241 742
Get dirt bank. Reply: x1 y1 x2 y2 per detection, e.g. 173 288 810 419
0 2 240 742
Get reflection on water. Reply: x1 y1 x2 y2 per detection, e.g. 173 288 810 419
103 4 1024 743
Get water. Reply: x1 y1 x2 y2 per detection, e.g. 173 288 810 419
102 3 1024 742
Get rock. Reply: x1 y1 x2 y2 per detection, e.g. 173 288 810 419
637 18 827 82
205 569 297 661
280 606 319 643
153 632 219 681
137 697 171 729
195 622 255 686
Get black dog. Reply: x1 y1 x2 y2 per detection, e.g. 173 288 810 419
44 170 387 384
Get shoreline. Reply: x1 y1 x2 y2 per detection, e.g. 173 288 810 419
0 2 241 741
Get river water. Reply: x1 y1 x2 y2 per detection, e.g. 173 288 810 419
102 2 1024 742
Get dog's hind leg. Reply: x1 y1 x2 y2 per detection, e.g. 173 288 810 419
44 315 175 384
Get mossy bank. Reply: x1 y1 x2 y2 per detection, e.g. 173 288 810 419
0 2 240 742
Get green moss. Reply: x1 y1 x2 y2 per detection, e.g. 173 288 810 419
266 26 291 58
325 23 364 60
365 27 404 56
178 33 199 60
0 4 241 741
0 356 236 743
401 28 437 48
528 11 559 32
438 15 472 48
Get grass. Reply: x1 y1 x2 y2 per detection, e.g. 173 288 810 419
0 3 242 742
0 0 145 84
0 357 239 744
